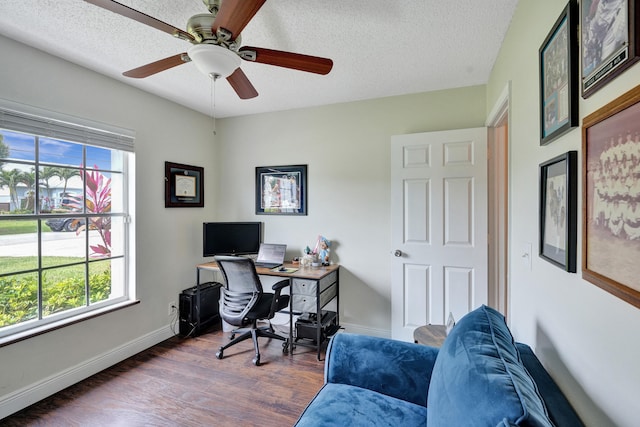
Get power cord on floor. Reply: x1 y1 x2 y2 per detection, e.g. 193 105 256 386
168 303 181 337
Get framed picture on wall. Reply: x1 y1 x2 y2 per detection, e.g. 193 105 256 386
164 161 204 207
539 151 578 272
539 0 579 145
255 165 307 215
581 0 640 98
582 84 640 308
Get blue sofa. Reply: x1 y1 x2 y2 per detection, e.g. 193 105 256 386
295 305 584 427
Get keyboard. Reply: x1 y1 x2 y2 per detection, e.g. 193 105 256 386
254 262 282 269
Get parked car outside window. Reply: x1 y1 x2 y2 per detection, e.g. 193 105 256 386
45 217 86 232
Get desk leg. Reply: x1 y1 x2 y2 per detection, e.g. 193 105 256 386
195 268 201 334
288 278 294 355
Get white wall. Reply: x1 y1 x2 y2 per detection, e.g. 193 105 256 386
487 1 640 426
214 90 487 334
0 35 217 417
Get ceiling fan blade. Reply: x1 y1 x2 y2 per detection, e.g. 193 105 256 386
227 68 258 99
84 0 196 42
123 53 190 78
239 46 333 75
213 0 266 40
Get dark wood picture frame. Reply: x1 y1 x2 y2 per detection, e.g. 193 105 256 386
255 165 307 215
164 161 204 208
539 0 579 145
539 151 578 272
583 84 640 308
581 0 640 98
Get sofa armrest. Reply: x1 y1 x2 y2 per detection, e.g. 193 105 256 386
516 343 585 427
324 333 439 407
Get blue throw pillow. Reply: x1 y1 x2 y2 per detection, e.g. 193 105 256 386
426 305 554 427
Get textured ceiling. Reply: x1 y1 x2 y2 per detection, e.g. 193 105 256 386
0 0 518 118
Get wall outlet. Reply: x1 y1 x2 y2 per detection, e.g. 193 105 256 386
168 301 176 316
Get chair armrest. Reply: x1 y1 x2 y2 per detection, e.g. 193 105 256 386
324 333 439 407
269 279 290 315
271 279 290 292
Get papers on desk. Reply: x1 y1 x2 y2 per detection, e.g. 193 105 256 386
271 267 298 273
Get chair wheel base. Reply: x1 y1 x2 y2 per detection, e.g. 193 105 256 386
252 355 261 366
215 349 223 359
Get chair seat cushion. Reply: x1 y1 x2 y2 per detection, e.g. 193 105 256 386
295 383 427 427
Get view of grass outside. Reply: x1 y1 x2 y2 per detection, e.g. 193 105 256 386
0 254 112 327
0 217 116 329
1 219 53 234
0 215 115 329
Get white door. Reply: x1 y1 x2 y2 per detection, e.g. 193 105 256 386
391 128 488 341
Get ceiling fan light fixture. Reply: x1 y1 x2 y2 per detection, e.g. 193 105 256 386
188 44 240 79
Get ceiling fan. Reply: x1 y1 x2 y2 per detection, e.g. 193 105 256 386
84 0 334 99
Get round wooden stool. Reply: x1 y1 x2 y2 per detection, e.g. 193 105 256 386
413 325 447 347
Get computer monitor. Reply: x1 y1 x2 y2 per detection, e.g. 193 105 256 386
202 222 262 257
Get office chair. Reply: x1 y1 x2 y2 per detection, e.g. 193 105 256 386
214 255 290 366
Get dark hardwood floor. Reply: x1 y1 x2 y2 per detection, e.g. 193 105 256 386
2 325 326 426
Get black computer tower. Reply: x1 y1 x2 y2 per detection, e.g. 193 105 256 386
179 282 221 337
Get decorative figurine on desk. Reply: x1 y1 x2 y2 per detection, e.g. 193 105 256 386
318 236 331 266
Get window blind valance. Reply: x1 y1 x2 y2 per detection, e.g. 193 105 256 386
0 98 135 152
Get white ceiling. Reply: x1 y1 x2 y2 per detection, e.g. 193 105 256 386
0 0 518 118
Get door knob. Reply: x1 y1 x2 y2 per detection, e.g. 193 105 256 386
394 249 403 257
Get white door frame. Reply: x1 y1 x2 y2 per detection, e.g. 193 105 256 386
486 82 512 320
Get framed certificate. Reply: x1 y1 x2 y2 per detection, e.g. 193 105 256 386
164 161 204 207
175 175 196 198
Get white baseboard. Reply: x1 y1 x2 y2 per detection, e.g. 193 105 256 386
339 322 390 339
0 325 175 420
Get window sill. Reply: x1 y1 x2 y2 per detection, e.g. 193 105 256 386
0 300 140 348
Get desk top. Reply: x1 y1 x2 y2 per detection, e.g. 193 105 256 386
197 261 339 280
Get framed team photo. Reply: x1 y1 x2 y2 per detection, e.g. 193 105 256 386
581 0 640 97
539 0 579 145
539 151 578 272
582 84 640 308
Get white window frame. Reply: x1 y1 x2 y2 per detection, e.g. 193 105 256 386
0 99 136 344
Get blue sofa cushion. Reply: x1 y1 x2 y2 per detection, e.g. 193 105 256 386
325 333 438 406
295 383 427 427
427 305 554 427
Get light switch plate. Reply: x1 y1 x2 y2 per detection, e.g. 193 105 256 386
522 243 532 270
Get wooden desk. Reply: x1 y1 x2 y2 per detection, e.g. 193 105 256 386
196 261 340 359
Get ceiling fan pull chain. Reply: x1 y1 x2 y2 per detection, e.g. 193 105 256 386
211 76 217 137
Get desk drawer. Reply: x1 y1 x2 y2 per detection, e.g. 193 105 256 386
292 282 337 313
292 271 337 296
292 295 316 313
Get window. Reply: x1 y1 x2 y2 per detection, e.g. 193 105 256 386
0 99 135 341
